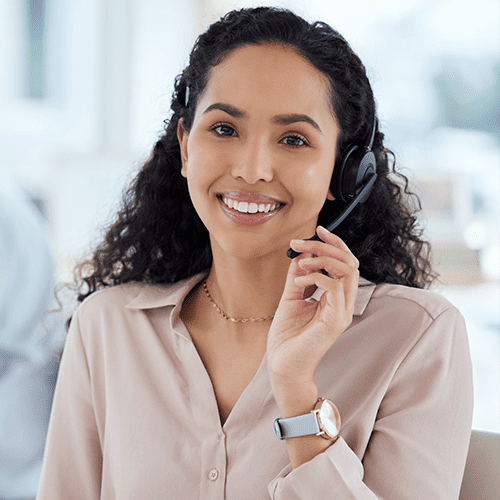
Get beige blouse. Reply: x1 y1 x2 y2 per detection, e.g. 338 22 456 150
37 273 473 499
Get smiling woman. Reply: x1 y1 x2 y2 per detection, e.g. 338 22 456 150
176 44 338 261
37 7 472 500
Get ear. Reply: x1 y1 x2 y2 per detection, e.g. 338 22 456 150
177 119 189 178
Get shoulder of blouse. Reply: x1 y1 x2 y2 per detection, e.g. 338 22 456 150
76 281 153 312
73 272 207 318
369 282 459 322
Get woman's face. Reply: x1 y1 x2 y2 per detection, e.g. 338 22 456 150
177 43 340 261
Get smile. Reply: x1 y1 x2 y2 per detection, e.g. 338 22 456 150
216 193 285 226
221 196 281 214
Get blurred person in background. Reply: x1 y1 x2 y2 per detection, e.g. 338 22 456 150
0 177 63 500
37 7 472 499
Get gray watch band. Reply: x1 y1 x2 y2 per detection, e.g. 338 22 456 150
273 413 320 440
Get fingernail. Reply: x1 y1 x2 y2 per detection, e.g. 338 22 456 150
298 257 312 266
291 239 305 246
317 225 329 233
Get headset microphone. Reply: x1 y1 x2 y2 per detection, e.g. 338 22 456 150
287 117 378 259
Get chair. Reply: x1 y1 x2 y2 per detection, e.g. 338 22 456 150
459 429 500 500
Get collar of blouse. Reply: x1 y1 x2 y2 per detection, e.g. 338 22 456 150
125 272 376 316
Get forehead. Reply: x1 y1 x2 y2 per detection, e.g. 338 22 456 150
197 44 335 120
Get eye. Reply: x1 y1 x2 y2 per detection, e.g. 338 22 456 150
211 123 237 137
280 134 309 148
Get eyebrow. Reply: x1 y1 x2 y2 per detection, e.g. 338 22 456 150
273 114 322 134
202 103 246 118
202 103 322 133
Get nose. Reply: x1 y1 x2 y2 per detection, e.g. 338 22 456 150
230 139 274 184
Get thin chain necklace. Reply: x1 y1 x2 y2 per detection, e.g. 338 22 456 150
202 279 274 323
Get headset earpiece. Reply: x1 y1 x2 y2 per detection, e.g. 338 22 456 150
332 118 377 204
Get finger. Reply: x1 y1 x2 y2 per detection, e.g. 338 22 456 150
314 226 359 310
295 263 359 316
316 225 352 252
290 238 354 265
281 252 315 302
291 226 352 254
290 231 359 269
294 272 345 307
344 273 359 316
298 255 356 279
316 225 360 268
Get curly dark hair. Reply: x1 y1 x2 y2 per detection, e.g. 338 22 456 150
72 6 436 306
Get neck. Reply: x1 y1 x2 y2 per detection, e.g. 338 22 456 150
206 245 291 323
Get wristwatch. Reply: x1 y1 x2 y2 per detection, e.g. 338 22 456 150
273 397 341 441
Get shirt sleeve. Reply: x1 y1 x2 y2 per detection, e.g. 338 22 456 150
36 310 103 500
268 306 473 499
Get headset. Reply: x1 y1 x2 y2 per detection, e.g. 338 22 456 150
287 117 378 258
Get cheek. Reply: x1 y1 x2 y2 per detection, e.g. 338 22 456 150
186 133 229 177
286 163 333 206
183 142 227 221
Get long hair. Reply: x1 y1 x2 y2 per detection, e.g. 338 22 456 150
72 7 436 307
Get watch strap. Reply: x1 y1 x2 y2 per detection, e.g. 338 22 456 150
273 412 320 440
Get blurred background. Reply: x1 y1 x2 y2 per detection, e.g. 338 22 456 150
0 0 498 496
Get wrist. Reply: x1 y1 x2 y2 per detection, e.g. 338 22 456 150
274 397 341 443
271 379 319 418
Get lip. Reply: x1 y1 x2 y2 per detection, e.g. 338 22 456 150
217 195 284 226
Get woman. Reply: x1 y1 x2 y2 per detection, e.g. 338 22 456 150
37 7 473 499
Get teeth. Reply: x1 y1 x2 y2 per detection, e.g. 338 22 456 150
236 201 248 213
222 197 280 214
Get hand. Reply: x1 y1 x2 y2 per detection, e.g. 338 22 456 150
267 226 359 396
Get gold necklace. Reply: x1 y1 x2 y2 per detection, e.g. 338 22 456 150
202 279 274 323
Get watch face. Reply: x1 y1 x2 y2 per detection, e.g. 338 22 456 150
318 399 340 438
